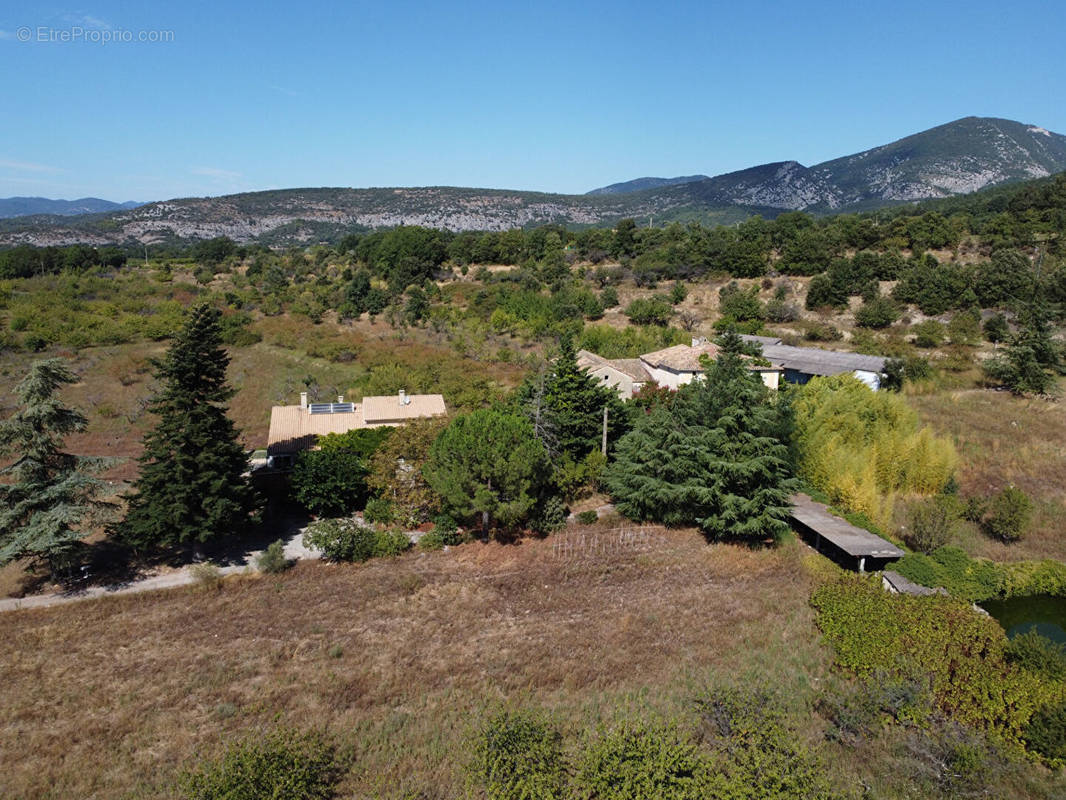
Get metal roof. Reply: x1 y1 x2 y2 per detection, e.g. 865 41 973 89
759 344 887 375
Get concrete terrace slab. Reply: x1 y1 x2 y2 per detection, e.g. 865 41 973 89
790 493 904 569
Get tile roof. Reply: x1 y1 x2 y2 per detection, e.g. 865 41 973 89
576 350 651 382
362 393 447 424
640 343 722 372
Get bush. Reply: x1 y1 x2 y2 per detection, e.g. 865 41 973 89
190 562 223 590
302 518 377 562
812 576 1043 742
893 547 1003 602
818 673 930 745
418 530 446 550
1005 631 1066 681
576 510 599 525
904 496 957 553
372 528 411 557
803 322 842 342
290 449 369 517
600 286 619 308
984 485 1032 543
471 711 567 800
1025 701 1066 762
180 727 342 800
431 513 463 545
363 496 394 525
256 539 290 573
912 320 945 348
624 296 673 326
855 295 900 329
574 723 707 800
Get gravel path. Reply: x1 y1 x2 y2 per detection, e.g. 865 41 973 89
0 527 321 613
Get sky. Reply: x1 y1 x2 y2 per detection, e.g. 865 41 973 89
1 0 1064 202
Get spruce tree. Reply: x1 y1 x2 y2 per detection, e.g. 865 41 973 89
516 334 626 460
119 304 258 552
0 359 112 574
604 331 795 542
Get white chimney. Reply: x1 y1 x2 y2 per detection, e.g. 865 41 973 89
398 389 407 406
299 392 308 409
337 395 344 403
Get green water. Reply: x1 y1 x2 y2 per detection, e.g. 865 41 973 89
981 595 1066 644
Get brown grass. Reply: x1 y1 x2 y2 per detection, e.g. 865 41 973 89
0 531 829 799
910 385 1066 561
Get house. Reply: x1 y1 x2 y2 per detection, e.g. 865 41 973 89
266 389 446 468
738 335 888 390
640 340 783 391
578 339 783 399
576 350 652 397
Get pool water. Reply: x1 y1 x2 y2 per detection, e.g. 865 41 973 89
980 595 1066 644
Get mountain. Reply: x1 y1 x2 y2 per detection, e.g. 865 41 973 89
0 197 143 219
1 117 1063 248
586 175 709 195
589 117 1066 211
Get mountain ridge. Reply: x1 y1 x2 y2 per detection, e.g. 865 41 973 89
0 197 143 219
1 116 1063 248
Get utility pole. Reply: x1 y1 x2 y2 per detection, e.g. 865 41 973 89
602 405 608 456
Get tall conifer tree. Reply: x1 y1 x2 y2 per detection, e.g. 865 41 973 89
0 359 112 574
119 305 258 551
604 331 794 541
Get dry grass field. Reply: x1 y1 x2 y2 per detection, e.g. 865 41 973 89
0 525 831 799
910 385 1066 561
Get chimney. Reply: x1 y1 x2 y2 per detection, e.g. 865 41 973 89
337 395 344 403
398 389 407 406
299 392 308 409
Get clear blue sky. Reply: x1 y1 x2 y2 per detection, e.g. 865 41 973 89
2 0 1064 201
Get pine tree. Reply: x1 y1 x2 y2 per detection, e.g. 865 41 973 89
0 359 112 574
984 253 1064 395
604 331 795 542
516 334 626 460
119 304 258 552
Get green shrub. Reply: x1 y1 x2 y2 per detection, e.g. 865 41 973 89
256 539 290 574
695 687 844 799
290 449 369 517
984 485 1032 543
471 711 567 800
431 513 462 545
576 510 599 525
894 546 1003 601
812 576 1045 743
600 286 619 308
180 727 342 800
190 562 223 590
372 529 411 557
1005 631 1066 681
912 320 945 348
624 296 673 326
855 295 900 329
363 496 394 525
818 673 930 744
302 519 377 562
1024 701 1066 762
574 723 708 800
418 530 445 550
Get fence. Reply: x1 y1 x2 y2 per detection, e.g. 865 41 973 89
551 524 665 561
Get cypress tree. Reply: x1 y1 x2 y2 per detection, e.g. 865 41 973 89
604 331 795 542
0 359 112 574
119 304 258 552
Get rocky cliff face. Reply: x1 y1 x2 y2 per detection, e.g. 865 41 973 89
2 117 1063 247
